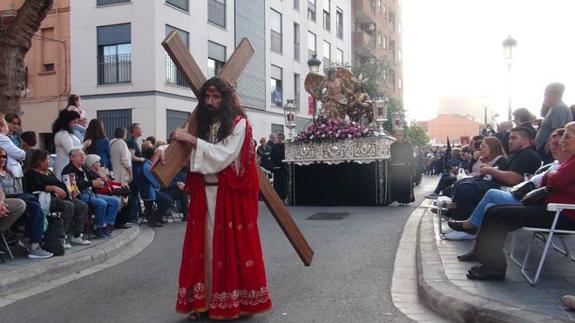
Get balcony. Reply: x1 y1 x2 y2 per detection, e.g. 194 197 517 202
353 0 376 25
353 31 376 56
166 56 189 87
97 53 131 85
97 0 130 6
208 0 226 28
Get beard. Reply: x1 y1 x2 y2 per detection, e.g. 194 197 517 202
205 105 219 119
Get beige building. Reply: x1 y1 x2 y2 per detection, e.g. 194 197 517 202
1 0 71 149
352 0 402 101
438 96 498 126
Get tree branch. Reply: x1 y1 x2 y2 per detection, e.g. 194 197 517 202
4 0 53 51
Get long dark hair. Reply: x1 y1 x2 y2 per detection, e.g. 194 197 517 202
197 77 245 142
67 94 79 107
52 110 81 134
30 149 50 169
85 119 107 140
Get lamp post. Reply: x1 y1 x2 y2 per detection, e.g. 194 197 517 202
502 35 517 121
283 99 298 140
307 53 322 121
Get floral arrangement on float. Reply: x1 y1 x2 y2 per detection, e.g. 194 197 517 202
294 115 376 143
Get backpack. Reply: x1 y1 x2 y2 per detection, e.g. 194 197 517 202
42 215 65 256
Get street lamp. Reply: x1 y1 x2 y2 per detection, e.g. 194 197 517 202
283 99 298 140
306 53 322 121
373 97 388 135
502 35 517 121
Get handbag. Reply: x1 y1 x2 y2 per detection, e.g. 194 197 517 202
510 181 536 200
520 186 550 206
111 186 131 196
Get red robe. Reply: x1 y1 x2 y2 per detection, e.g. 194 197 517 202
176 117 272 319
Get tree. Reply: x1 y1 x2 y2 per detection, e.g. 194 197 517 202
0 0 53 114
383 96 406 132
351 51 389 99
405 120 430 147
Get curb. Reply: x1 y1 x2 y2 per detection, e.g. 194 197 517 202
415 206 571 323
0 225 142 297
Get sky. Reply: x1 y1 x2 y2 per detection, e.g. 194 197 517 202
401 0 575 122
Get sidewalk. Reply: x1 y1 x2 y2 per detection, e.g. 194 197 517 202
0 225 145 298
416 198 575 322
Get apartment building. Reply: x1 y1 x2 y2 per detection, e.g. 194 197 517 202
69 0 351 141
0 0 71 149
352 0 402 101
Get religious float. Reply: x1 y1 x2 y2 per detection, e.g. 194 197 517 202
284 64 395 206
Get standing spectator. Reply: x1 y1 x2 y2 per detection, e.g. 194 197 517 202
535 82 572 162
65 94 88 142
512 107 537 138
140 147 171 227
24 149 90 249
267 133 276 151
63 151 119 238
5 113 21 147
52 110 92 179
270 133 286 200
84 119 112 170
110 127 132 184
145 136 156 147
126 123 145 223
495 120 513 155
0 114 26 179
21 131 37 171
257 137 271 170
389 130 415 205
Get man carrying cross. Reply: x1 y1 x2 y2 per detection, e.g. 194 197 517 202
160 77 271 320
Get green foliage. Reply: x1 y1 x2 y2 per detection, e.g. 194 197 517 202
405 120 430 147
383 97 405 132
351 52 389 98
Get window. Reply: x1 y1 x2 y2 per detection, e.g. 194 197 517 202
377 0 382 13
166 109 190 138
41 27 56 73
383 35 388 50
390 40 396 61
307 0 316 21
377 32 382 48
398 77 402 91
97 0 130 6
208 0 226 28
270 9 282 53
322 0 330 31
166 0 188 11
208 41 226 77
389 11 396 32
398 50 402 62
307 31 316 59
390 69 396 91
293 0 299 10
97 109 132 139
293 23 300 61
294 73 300 108
165 25 189 87
271 123 284 135
270 65 283 108
323 40 331 67
335 8 343 39
336 48 343 65
398 22 402 34
97 23 132 84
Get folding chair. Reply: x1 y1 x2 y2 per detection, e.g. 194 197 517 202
435 196 456 237
139 199 156 226
507 203 575 285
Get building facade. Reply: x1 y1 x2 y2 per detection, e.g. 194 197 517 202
69 0 351 142
1 0 71 149
419 114 483 146
352 0 402 101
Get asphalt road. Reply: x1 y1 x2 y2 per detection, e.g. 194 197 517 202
1 178 431 323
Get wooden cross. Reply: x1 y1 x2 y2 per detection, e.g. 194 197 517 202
152 31 314 266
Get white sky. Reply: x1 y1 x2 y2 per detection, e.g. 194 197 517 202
401 0 575 122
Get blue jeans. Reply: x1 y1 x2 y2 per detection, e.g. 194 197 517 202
469 189 522 228
25 200 45 244
81 192 120 228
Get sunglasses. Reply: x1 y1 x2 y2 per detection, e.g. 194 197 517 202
0 155 7 159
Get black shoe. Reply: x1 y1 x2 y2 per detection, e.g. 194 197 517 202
447 220 478 235
457 251 477 262
466 265 505 281
114 223 132 229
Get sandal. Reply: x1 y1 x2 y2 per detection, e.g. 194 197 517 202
187 311 206 321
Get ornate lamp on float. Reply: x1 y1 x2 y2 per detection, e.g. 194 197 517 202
306 54 322 121
373 97 389 136
284 99 298 140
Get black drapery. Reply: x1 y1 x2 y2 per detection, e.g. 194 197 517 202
389 141 415 204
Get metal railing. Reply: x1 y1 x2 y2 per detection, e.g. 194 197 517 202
97 0 130 6
271 30 282 53
166 0 188 11
208 0 226 28
166 56 189 87
97 53 131 84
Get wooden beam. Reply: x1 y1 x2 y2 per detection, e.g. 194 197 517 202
162 31 206 98
257 167 314 266
218 38 255 85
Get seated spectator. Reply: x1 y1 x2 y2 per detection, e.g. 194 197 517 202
0 188 29 256
62 150 119 238
85 119 112 171
139 147 172 227
448 129 567 238
160 166 188 221
24 149 89 248
0 114 25 179
461 121 575 281
426 138 506 199
0 147 53 258
448 127 541 220
5 113 21 147
21 130 37 171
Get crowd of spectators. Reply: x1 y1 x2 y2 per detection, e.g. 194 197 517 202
0 94 187 261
